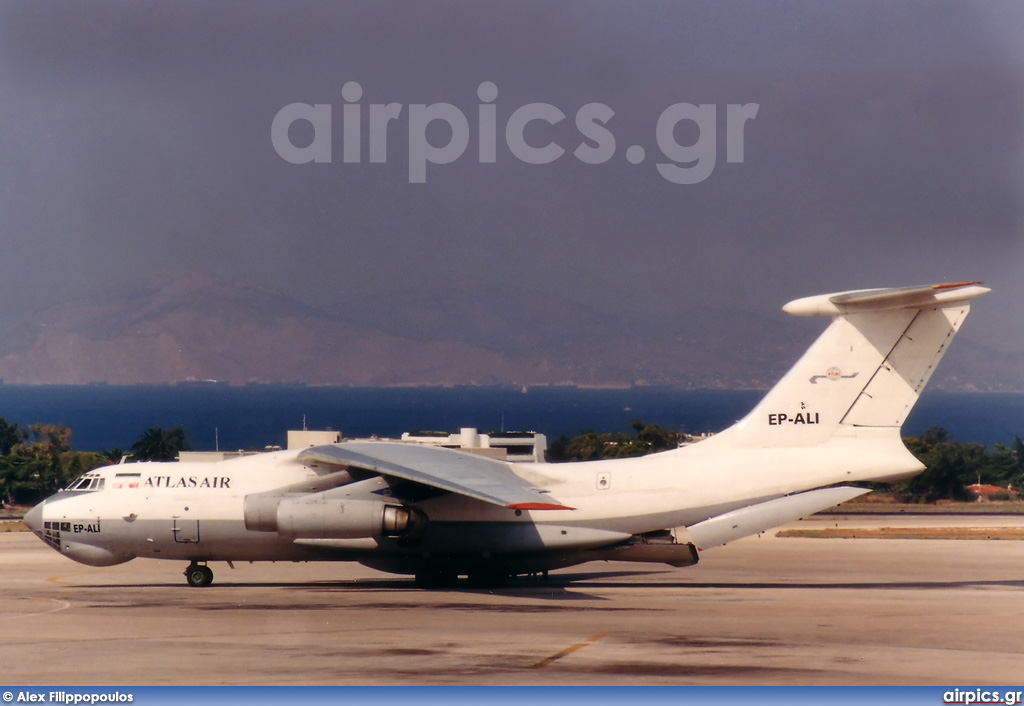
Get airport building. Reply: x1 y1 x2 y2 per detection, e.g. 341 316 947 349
177 427 546 463
286 429 342 449
400 427 547 463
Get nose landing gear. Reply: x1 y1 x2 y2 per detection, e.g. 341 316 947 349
185 562 213 587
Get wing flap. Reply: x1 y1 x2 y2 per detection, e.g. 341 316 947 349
297 442 572 510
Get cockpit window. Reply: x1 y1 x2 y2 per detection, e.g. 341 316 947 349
67 474 103 491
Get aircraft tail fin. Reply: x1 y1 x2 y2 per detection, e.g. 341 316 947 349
712 282 989 448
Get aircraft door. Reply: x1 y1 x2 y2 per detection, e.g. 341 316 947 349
172 518 200 544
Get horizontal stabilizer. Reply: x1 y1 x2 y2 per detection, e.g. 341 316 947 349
298 442 572 510
783 282 988 317
686 486 870 550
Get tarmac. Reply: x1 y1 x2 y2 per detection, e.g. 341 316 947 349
2 514 1024 686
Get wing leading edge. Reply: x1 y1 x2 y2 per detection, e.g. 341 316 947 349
297 442 573 510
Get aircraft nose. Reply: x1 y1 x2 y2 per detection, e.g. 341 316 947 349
23 500 44 534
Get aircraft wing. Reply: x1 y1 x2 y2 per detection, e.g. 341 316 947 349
297 442 573 510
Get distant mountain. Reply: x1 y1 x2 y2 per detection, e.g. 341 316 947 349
0 273 1017 390
0 274 517 386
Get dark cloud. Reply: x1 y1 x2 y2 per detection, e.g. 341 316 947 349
0 1 1021 357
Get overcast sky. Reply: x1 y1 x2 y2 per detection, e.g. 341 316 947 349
1 1 1022 352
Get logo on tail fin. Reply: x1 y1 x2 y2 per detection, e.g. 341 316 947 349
809 368 859 384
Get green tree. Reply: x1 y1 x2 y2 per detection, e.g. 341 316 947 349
1009 437 1024 491
901 427 989 502
0 424 94 504
986 443 1019 486
0 417 25 505
547 420 684 462
100 448 128 465
626 419 683 455
0 417 23 455
130 426 191 462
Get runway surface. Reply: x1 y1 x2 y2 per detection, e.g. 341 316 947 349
3 515 1024 686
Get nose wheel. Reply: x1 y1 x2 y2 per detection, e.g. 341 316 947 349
185 562 213 587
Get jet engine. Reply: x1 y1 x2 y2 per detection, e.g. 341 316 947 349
244 492 426 539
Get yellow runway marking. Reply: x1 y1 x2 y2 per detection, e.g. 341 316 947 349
10 597 71 619
530 631 608 669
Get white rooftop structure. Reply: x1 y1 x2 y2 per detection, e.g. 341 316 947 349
286 429 341 450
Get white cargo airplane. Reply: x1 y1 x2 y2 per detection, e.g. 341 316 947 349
24 282 988 588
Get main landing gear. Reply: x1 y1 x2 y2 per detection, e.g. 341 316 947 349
185 561 214 587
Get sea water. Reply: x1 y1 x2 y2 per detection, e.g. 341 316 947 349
0 385 1019 453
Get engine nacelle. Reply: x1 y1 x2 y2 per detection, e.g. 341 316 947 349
245 494 426 539
244 492 295 532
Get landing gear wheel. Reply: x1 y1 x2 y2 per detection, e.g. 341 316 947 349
185 563 213 587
